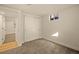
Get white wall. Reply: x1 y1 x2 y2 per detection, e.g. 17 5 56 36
42 6 79 51
5 16 15 34
0 15 3 44
15 12 24 46
24 14 42 42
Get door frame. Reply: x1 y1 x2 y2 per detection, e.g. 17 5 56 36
0 12 5 44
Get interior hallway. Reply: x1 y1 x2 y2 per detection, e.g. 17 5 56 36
0 38 79 54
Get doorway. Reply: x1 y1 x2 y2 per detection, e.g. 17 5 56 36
4 16 16 43
0 15 18 52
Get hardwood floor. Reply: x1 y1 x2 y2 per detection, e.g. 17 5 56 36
3 33 16 43
0 41 17 52
0 34 18 52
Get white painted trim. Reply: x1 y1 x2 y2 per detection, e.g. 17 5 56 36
43 36 79 51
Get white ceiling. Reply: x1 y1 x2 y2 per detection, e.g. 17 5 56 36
0 4 77 16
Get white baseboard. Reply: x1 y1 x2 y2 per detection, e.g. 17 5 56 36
43 37 79 51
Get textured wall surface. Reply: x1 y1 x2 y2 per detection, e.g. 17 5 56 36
42 6 79 51
24 15 42 42
5 16 15 34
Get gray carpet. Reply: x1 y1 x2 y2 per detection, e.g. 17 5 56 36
0 38 79 54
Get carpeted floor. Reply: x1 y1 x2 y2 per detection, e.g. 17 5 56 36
0 38 79 54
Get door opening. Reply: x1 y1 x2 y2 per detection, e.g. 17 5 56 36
0 15 18 52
